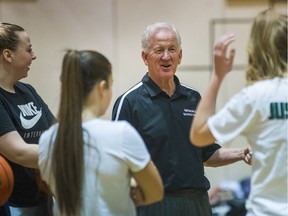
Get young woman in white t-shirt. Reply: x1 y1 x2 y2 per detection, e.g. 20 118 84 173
190 9 287 216
38 50 163 216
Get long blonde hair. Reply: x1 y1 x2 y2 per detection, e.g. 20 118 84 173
246 9 287 84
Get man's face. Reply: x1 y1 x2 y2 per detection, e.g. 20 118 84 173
142 28 182 82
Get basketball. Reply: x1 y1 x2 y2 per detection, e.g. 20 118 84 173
0 156 14 206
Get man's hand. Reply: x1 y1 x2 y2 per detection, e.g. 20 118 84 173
243 146 253 165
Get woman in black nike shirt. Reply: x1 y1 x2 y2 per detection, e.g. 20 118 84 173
0 23 54 216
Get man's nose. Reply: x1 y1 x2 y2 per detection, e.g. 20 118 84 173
162 51 170 60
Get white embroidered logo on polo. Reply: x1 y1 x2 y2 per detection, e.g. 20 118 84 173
183 109 196 116
18 102 42 129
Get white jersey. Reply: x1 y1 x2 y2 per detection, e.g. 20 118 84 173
208 77 288 216
38 119 150 216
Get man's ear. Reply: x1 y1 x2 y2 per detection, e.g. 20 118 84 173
142 51 149 66
178 49 182 65
2 49 13 63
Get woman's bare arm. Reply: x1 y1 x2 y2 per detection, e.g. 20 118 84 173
0 131 39 168
131 161 163 206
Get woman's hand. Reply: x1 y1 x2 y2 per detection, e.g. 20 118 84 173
213 33 236 79
130 177 145 206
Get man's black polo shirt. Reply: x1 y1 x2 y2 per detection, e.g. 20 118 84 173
112 73 221 191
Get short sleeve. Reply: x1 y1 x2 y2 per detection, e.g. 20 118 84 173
120 122 150 172
201 143 221 162
208 89 256 145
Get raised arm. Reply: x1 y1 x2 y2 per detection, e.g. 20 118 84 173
0 131 39 168
131 161 164 206
190 33 236 146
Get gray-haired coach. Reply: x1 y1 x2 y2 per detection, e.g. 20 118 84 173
112 22 252 216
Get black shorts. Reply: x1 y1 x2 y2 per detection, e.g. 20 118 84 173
137 189 212 216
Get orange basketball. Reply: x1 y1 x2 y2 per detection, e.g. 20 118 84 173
0 156 14 206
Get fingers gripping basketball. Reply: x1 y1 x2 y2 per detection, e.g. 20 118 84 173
0 156 14 206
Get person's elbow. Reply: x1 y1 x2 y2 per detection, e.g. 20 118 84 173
156 187 164 202
0 146 28 167
144 184 164 205
132 161 164 206
7 148 38 169
190 126 215 147
149 181 164 203
140 173 164 205
12 151 28 164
